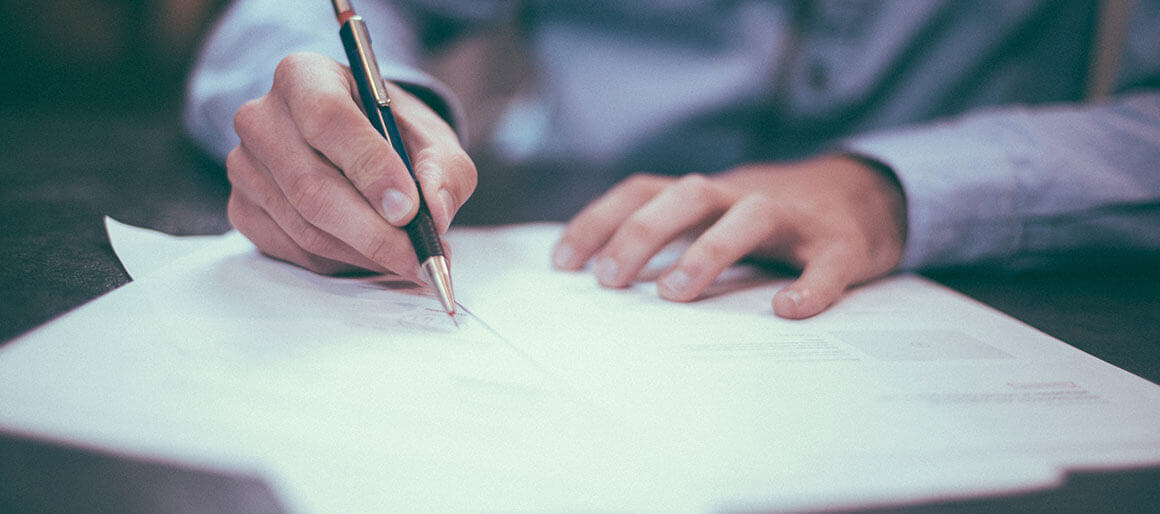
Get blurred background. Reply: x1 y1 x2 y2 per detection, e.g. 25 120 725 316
0 0 235 343
0 0 228 113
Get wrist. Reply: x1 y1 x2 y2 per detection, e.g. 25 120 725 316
837 152 908 245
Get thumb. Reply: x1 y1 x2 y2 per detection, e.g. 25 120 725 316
772 249 856 319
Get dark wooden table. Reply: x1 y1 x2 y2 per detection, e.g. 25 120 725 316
2 108 1158 513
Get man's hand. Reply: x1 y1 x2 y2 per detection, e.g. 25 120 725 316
552 155 907 319
227 52 476 280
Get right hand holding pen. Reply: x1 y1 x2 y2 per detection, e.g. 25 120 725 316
226 52 476 280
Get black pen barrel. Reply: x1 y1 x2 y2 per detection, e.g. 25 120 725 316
339 19 445 262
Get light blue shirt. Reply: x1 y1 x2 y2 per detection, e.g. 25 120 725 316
185 0 1160 271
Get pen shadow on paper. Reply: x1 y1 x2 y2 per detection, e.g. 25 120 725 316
206 252 466 335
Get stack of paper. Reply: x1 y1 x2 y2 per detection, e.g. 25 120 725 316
1 219 1157 513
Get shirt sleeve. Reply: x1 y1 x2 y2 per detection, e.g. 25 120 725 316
844 91 1160 270
182 0 465 162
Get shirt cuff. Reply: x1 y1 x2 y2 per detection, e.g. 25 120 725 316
379 64 468 146
300 35 468 142
842 116 1024 270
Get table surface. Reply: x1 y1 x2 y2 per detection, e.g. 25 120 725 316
1 108 1158 513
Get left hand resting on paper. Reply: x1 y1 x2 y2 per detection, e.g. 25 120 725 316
551 155 908 319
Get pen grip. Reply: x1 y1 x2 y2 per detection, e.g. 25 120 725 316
377 107 446 262
340 21 445 263
403 198 444 262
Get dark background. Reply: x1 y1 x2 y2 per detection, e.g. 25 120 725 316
1 1 1159 513
0 0 227 113
0 0 232 342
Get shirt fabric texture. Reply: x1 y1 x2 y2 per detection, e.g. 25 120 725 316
185 0 1160 271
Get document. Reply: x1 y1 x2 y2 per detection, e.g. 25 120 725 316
1 220 1158 513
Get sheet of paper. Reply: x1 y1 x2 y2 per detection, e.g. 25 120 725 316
104 216 241 279
1 222 1158 513
451 225 1160 508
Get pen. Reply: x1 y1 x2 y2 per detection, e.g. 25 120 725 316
329 0 456 316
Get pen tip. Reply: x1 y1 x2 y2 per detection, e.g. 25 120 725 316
421 256 456 318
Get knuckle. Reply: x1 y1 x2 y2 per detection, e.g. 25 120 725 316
224 148 246 181
742 193 782 219
605 174 658 205
285 174 338 224
297 94 349 146
413 145 441 167
232 99 263 138
257 179 285 212
445 150 478 194
293 224 335 257
693 237 733 264
618 216 658 243
576 208 620 234
412 148 444 182
226 195 248 230
672 173 718 207
414 146 478 199
675 173 712 193
347 144 391 185
558 220 594 249
621 173 661 193
273 52 316 85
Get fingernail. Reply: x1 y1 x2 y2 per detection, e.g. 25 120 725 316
437 189 455 233
381 189 413 225
782 289 803 307
661 269 690 295
595 257 619 285
552 243 575 269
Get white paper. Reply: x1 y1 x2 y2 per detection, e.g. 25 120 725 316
1 221 1158 513
104 217 243 279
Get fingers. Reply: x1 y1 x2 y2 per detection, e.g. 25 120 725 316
552 159 896 320
226 146 388 274
228 193 378 276
271 53 419 225
228 52 481 279
635 190 859 319
590 175 728 288
273 53 475 234
234 93 419 279
413 146 476 234
553 174 670 270
772 248 859 319
388 83 478 234
657 195 786 301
